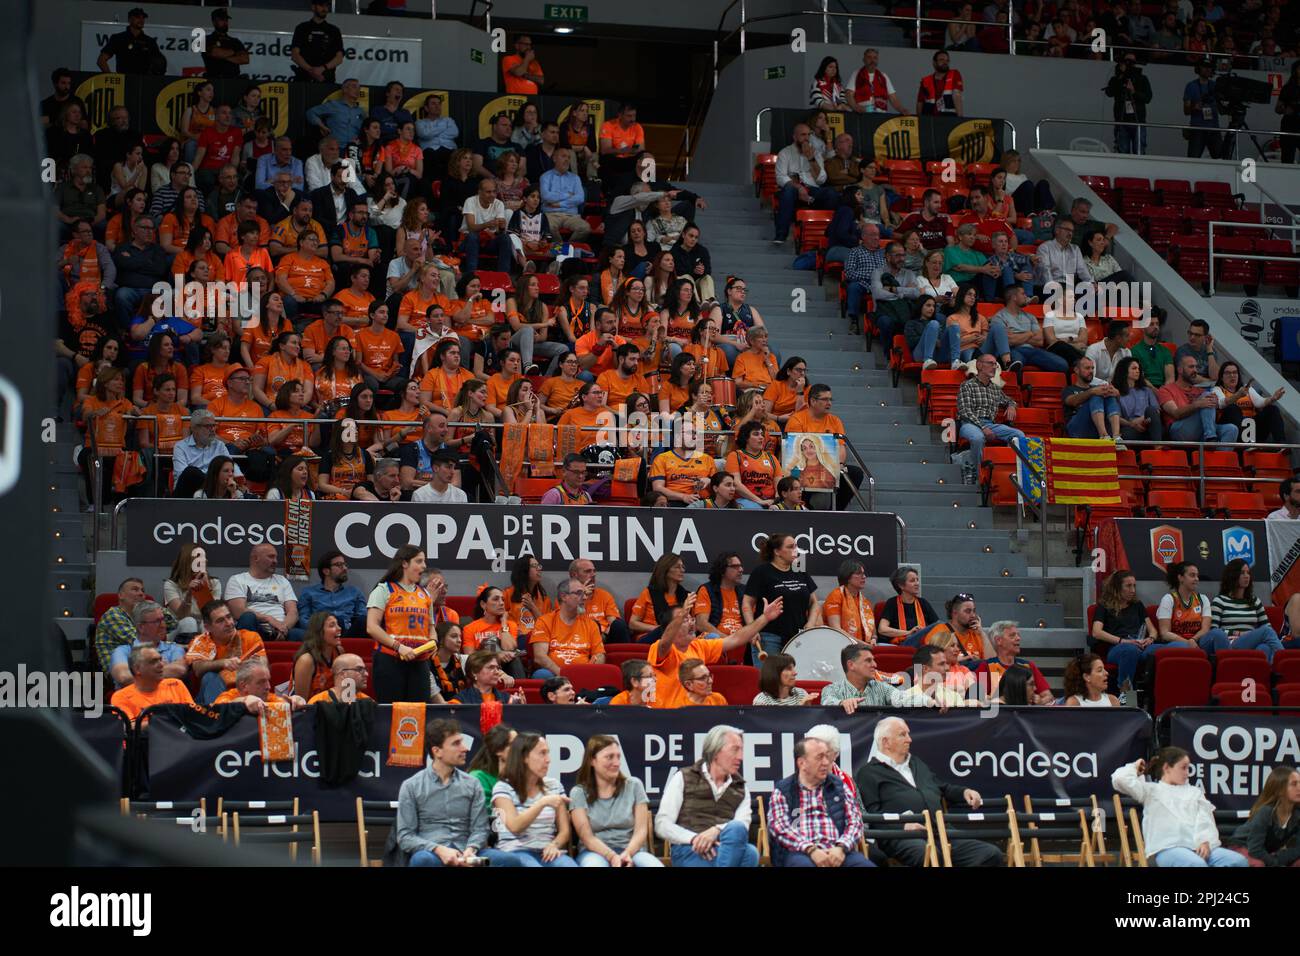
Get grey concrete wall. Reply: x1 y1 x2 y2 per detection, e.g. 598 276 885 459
691 41 1286 185
37 0 498 90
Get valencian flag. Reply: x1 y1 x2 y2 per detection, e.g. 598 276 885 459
1044 438 1121 505
1014 436 1045 506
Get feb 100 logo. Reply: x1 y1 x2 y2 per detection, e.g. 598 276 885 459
1222 526 1255 567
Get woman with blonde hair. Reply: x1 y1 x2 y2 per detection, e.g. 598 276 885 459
1225 766 1300 867
924 629 975 693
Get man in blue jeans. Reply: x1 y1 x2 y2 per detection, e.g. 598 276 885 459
656 725 759 867
1157 354 1238 446
771 123 838 243
398 718 523 867
1062 355 1124 441
953 354 1026 483
983 283 1068 374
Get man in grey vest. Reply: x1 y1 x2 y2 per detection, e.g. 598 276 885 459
655 724 758 867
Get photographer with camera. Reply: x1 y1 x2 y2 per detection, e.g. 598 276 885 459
1183 59 1222 158
1105 55 1152 154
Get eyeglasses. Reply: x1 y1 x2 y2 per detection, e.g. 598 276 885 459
339 665 366 674
726 562 744 570
689 672 713 683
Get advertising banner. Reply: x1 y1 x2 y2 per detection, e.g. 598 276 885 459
1167 707 1300 810
766 108 1005 165
135 703 1152 820
124 499 901 577
81 21 422 86
1095 518 1268 588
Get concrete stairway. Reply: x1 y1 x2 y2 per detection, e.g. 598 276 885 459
688 179 1075 678
49 420 94 667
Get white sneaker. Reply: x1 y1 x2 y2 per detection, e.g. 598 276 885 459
950 359 965 371
922 359 938 370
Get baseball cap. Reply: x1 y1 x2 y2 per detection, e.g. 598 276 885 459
127 7 147 18
224 365 252 383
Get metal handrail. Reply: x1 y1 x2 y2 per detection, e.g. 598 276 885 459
1207 213 1300 297
1013 37 1267 68
1035 117 1295 155
754 109 1015 149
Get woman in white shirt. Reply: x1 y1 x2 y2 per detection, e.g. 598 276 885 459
1112 748 1248 867
491 733 579 867
1212 360 1287 445
367 173 407 230
264 456 316 502
916 250 959 313
1041 309 1087 367
1062 653 1119 707
1083 230 1124 282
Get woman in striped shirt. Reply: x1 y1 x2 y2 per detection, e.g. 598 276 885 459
1208 559 1285 662
752 653 819 706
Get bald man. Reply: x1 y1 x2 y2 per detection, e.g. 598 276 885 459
213 659 307 712
307 653 372 704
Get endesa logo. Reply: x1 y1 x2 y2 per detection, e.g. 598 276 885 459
949 744 1099 779
1222 526 1255 567
748 529 876 558
151 518 285 548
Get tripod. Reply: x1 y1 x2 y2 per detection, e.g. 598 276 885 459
1221 103 1272 161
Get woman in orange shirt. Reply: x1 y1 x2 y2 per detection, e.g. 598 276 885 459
384 120 424 198
460 586 525 678
241 291 293 368
81 367 136 501
658 353 697 416
136 372 189 455
171 225 225 280
610 276 649 338
732 388 783 454
684 380 730 458
159 187 215 257
539 352 585 419
275 232 335 314
292 611 343 699
764 356 809 425
355 300 405 391
335 263 376 328
725 420 779 508
485 348 523 419
503 557 555 646
503 378 546 426
267 379 317 454
189 332 234 410
253 331 314 409
660 277 707 346
178 80 216 160
132 334 190 409
315 335 366 411
366 544 436 703
316 422 374 499
336 382 385 456
76 335 127 410
449 273 499 343
397 263 450 337
629 553 689 640
684 317 730 378
223 218 273 287
380 380 429 447
105 188 147 251
596 246 625 307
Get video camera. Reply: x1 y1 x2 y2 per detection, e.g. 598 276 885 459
1215 73 1272 116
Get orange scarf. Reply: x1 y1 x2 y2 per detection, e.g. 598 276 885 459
387 701 427 767
528 424 555 476
258 700 294 763
500 423 527 489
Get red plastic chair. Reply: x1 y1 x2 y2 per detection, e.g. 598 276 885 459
560 663 622 692
1209 492 1270 519
1211 682 1272 707
445 595 477 618
475 271 515 296
710 664 760 705
604 644 649 662
1213 650 1270 689
513 678 543 704
1154 655 1211 715
796 680 829 699
1144 490 1203 518
918 368 966 425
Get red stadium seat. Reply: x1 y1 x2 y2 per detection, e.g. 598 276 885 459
872 644 916 674
514 678 543 704
604 644 649 662
560 663 621 692
1277 687 1300 707
1193 180 1236 211
270 660 292 688
794 210 834 254
514 476 555 503
475 271 514 295
623 598 637 623
1211 682 1272 707
1011 406 1056 440
340 638 372 657
1209 492 1270 519
1273 650 1300 682
1139 449 1194 494
1144 490 1203 518
1266 607 1287 637
1022 370 1067 424
1192 450 1248 505
981 446 1020 507
710 665 759 705
1154 655 1211 715
1213 650 1270 689
918 368 966 425
445 595 477 618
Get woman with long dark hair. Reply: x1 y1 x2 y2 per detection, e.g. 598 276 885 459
997 664 1034 704
628 553 689 642
503 556 554 647
752 652 816 705
622 220 653 278
1212 360 1286 445
292 611 343 699
657 352 698 417
743 533 819 659
809 56 848 110
468 723 517 805
1112 355 1164 442
366 544 435 703
1062 653 1119 706
1090 568 1158 704
764 355 809 425
491 733 578 867
1208 559 1284 661
1112 747 1248 867
106 187 148 251
430 620 470 702
198 455 246 500
264 454 314 502
460 586 524 677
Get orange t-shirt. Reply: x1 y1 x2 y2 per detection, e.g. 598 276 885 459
460 617 520 653
207 395 266 445
224 246 273 285
575 330 629 375
214 213 270 251
684 343 730 377
822 587 876 642
631 587 680 629
379 408 424 445
81 397 135 452
540 375 585 411
184 630 266 688
255 354 313 398
786 409 846 444
764 379 808 417
189 363 231 404
530 610 605 667
724 448 779 501
649 450 714 497
384 139 423 170
694 584 744 636
355 326 404 374
172 249 225 281
600 119 646 153
213 688 290 705
160 212 216 251
420 366 476 409
335 288 375 324
268 408 312 451
580 587 621 633
110 678 194 722
487 372 522 409
658 381 690 413
647 636 724 709
277 252 332 299
300 321 357 360
399 290 453 327
132 361 190 402
732 350 779 388
307 689 372 704
557 406 616 451
241 318 293 366
270 217 327 251
503 587 556 638
137 402 189 452
596 368 650 412
501 54 543 94
450 298 496 341
315 367 363 405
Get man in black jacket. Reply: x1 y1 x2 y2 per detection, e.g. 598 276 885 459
855 715 1002 866
1104 55 1152 155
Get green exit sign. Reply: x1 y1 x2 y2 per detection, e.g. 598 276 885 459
545 4 588 21
764 65 786 80
470 48 484 64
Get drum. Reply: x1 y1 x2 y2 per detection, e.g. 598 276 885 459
708 376 736 407
783 626 858 683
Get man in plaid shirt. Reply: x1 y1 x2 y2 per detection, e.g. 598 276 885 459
767 736 872 867
842 223 886 334
93 577 178 674
954 353 1024 483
